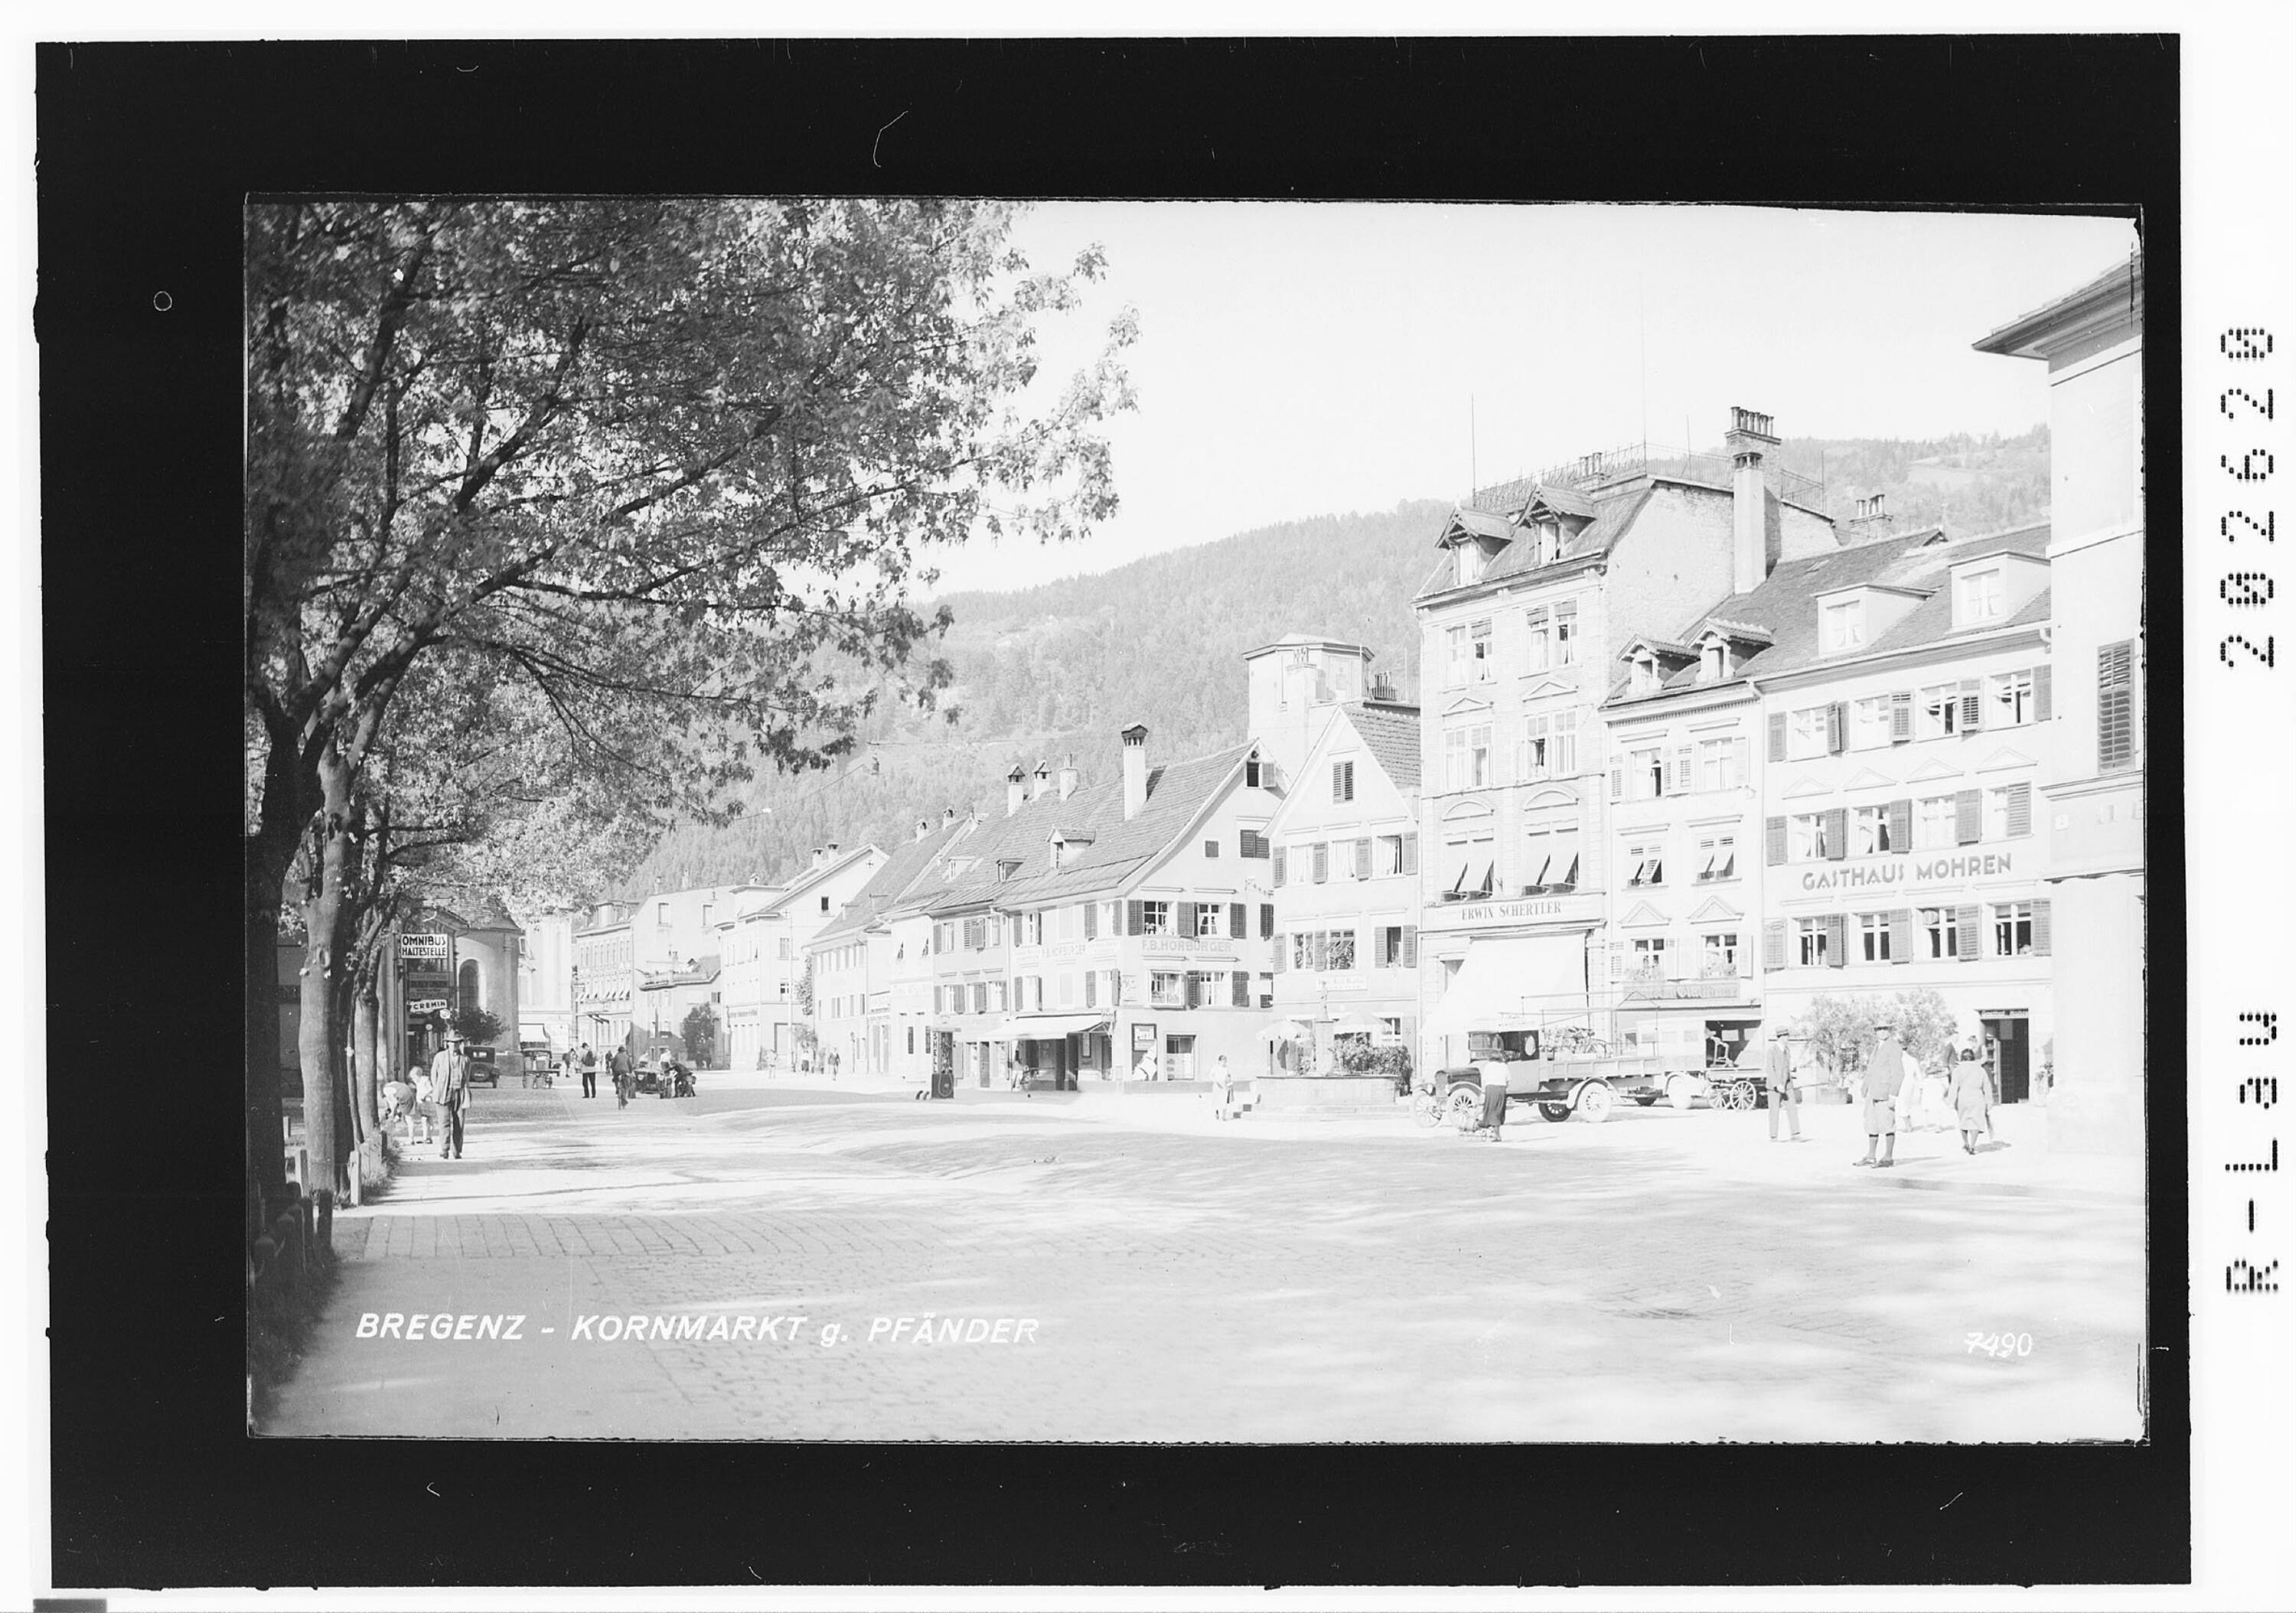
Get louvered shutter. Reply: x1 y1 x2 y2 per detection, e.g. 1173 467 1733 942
1231 901 1247 937
1609 762 1624 800
1768 711 1787 761
1608 940 1623 979
1273 937 1286 974
1401 926 1417 968
1178 901 1199 939
2098 640 2136 768
1675 745 1694 794
1273 846 1287 887
1827 702 1848 755
1733 736 1752 789
1185 974 1200 1009
1887 798 1912 854
1085 969 1097 1008
1126 900 1143 936
1825 914 1848 968
1766 816 1788 866
1231 970 1249 1007
1260 903 1274 939
1355 838 1373 880
1822 806 1848 862
1763 920 1786 973
2032 899 2053 957
1890 690 1913 742
1313 842 1329 884
2032 663 2053 723
1889 908 1915 965
1403 835 1420 876
1955 789 1982 845
1955 904 1982 960
1084 902 1097 940
2006 781 2031 838
1958 678 1984 733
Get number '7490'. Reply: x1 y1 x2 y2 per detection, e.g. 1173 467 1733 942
1965 1331 2034 1358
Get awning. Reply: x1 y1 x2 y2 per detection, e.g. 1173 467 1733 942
1421 935 1589 1041
1008 1014 1108 1040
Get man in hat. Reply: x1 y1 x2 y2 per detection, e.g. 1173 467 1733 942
428 1033 471 1160
1765 1030 1804 1142
1854 1023 1906 1168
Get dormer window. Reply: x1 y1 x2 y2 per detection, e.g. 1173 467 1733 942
1955 565 2005 624
1456 541 1486 587
1701 640 1727 682
996 859 1020 881
1537 520 1563 565
1821 598 1866 653
1631 653 1658 695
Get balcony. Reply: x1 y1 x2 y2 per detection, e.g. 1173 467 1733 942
1619 962 1753 1003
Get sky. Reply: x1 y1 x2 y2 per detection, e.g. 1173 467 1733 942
928 204 2138 597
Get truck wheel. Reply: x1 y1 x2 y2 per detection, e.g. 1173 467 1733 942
1725 1080 1759 1112
1666 1074 1701 1111
1574 1080 1616 1124
1444 1086 1484 1130
1536 1102 1573 1123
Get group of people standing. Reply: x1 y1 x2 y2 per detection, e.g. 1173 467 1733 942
1792 1025 1998 1168
377 1033 474 1161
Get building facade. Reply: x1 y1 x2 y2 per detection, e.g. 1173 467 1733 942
1975 256 2145 1152
572 905 634 1054
719 846 885 1068
516 909 577 1057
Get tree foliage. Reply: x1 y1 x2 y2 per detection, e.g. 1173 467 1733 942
451 1005 506 1048
1791 989 1960 1079
680 1003 720 1068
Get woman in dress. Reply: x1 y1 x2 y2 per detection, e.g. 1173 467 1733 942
1949 1046 1991 1155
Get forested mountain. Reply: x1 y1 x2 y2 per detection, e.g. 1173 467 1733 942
615 427 2053 898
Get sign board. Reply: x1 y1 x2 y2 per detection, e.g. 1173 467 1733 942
1795 851 2017 895
399 932 452 963
1132 1022 1157 1051
1437 894 1604 930
407 998 449 1015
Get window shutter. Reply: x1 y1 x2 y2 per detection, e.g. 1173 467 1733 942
1085 970 1097 1008
1403 835 1420 876
1231 970 1249 1008
1313 842 1329 884
1765 816 1788 866
1126 900 1143 936
1887 797 1912 854
1955 789 1981 846
1231 901 1247 937
1827 701 1847 755
1890 689 1913 743
1733 735 1751 789
1401 926 1417 968
1958 678 1984 733
1675 745 1694 794
1825 913 1848 968
2032 663 2053 723
1762 920 1786 973
1355 838 1373 880
2098 640 2136 769
1823 806 1848 862
1272 846 1287 887
1260 902 1274 939
1768 712 1787 761
1608 940 1623 979
2032 898 2053 957
1178 901 1199 940
1889 908 1915 965
1343 761 1355 800
1084 902 1097 940
2006 781 2032 838
1273 937 1286 975
1609 762 1624 800
1955 903 1982 960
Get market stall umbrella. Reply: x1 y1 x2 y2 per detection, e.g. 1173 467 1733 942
1262 1019 1312 1044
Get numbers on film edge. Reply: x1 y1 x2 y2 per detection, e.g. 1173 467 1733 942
2221 330 2279 670
2233 1009 2281 1295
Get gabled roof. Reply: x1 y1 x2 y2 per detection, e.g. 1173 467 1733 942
1342 701 1422 795
1618 634 1700 662
810 817 974 946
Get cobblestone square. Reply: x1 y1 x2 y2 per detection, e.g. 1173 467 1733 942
269 1075 2148 1443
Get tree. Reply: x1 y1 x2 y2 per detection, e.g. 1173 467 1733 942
680 1003 719 1068
244 198 1135 1213
1791 989 1961 1081
451 1005 506 1048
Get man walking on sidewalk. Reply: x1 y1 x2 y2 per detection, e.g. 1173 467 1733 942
1766 1031 1804 1142
429 1034 470 1159
578 1043 597 1099
1854 1023 1906 1169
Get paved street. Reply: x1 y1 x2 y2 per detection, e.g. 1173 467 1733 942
269 1074 2148 1443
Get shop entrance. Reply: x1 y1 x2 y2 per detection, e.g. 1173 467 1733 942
1981 1014 2031 1104
1165 1034 1198 1081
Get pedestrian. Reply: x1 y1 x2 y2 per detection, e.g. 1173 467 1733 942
1765 1031 1804 1142
1951 1046 1992 1155
1854 1023 1906 1168
1476 1057 1510 1142
429 1034 470 1159
610 1044 631 1107
575 1042 595 1099
1979 1038 2002 1138
1211 1054 1237 1120
1008 1054 1029 1092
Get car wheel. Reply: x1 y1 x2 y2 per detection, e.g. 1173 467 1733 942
1574 1080 1616 1124
1536 1101 1573 1123
1443 1085 1484 1131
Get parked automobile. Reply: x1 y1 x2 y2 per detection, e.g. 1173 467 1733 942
465 1046 501 1087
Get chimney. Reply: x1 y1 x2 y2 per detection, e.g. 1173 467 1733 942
942 806 957 826
1006 764 1026 817
915 818 931 841
1724 405 1778 595
1844 492 1896 545
1030 759 1051 801
1368 671 1398 704
825 841 838 859
1120 724 1150 820
1058 754 1079 800
810 846 825 870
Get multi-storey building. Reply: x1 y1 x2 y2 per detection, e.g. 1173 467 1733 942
628 882 743 974
924 728 1283 1088
1261 691 1423 1070
515 909 577 1057
1975 256 2145 1152
572 904 634 1054
1415 410 1838 1070
805 814 974 1078
718 846 885 1067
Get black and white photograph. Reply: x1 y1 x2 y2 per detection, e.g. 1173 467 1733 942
29 24 2248 1604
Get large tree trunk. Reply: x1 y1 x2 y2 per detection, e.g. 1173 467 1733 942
352 986 380 1136
295 741 356 1201
244 834 301 1242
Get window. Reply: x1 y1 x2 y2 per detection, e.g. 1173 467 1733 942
1327 930 1357 971
1851 804 1893 856
971 982 988 1013
1440 816 1496 902
1239 828 1270 859
1696 735 1738 792
1630 653 1658 696
1150 971 1186 1008
1456 543 1484 588
1696 833 1737 882
1551 710 1579 775
1993 901 2034 957
1518 715 1551 780
1701 931 1740 976
1630 746 1664 800
1626 842 1665 887
1956 565 2004 624
1445 624 1469 685
1195 903 1227 940
1789 705 1829 759
1822 598 1865 652
992 980 1009 1012
1795 917 1831 968
1446 723 1492 790
1523 828 1580 891
1918 683 1959 739
1921 907 1959 960
1989 668 2035 726
1858 912 1893 963
1525 607 1552 670
1379 1016 1405 1042
1915 795 1957 851
1554 601 1578 665
2099 639 2138 771
1140 901 1172 937
1630 937 1670 979
1311 842 1329 883
1332 760 1355 803
1789 813 1827 862
907 1026 915 1055
1701 640 1726 682
820 896 830 913
1378 834 1407 876
700 904 713 925
1470 620 1493 681
1535 520 1564 565
1851 696 1893 750
778 937 791 960
1376 926 1416 967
